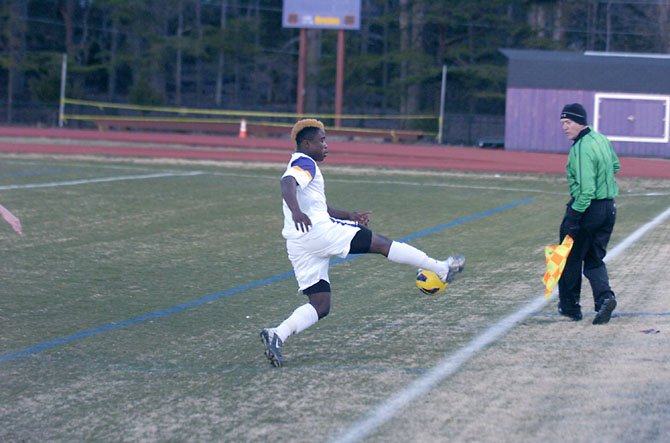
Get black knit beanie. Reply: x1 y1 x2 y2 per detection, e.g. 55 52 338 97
560 103 587 125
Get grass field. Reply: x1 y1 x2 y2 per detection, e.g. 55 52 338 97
1 154 669 442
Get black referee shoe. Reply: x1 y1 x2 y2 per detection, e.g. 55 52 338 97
558 306 583 321
593 297 617 325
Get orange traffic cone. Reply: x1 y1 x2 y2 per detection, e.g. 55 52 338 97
239 119 247 138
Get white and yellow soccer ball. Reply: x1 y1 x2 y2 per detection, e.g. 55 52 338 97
415 269 447 295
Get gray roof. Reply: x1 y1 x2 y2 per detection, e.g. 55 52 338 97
501 49 670 94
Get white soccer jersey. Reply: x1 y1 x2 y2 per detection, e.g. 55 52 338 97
281 152 331 239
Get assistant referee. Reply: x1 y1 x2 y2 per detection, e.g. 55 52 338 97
557 103 620 325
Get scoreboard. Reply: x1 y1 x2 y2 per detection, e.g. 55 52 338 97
282 0 361 30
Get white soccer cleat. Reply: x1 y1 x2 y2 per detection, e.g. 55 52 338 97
260 328 283 367
438 255 466 283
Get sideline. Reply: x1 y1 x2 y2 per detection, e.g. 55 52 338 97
0 198 533 365
3 167 668 197
209 171 670 197
210 170 567 195
0 171 204 190
328 206 670 443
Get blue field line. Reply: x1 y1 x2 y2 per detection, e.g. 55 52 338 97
398 198 534 243
0 271 295 365
0 197 534 365
532 312 670 318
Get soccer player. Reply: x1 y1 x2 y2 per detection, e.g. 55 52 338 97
260 119 465 367
557 103 619 324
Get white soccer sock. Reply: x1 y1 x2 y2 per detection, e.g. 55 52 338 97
387 241 447 275
275 303 319 342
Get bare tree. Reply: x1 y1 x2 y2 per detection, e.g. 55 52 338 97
2 0 27 123
215 0 228 107
656 0 670 53
381 0 391 111
194 0 203 106
605 0 613 52
304 29 321 113
107 14 120 100
529 0 566 43
586 0 599 51
176 0 184 104
406 0 425 115
399 0 410 114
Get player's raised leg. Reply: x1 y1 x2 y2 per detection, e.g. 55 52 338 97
366 230 465 283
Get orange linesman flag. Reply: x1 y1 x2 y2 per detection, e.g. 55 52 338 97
542 235 574 298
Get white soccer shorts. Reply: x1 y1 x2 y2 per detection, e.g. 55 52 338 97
286 219 361 291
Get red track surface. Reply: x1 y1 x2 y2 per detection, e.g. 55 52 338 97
1 126 668 178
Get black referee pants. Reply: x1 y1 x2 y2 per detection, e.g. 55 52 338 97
558 199 617 315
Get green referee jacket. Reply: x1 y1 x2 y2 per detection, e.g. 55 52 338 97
567 127 620 213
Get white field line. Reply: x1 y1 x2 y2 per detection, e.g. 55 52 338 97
0 158 181 172
329 206 670 443
327 179 670 197
0 171 204 191
209 171 670 197
327 177 564 194
623 191 670 197
329 179 670 197
3 166 667 197
4 157 669 196
208 171 567 195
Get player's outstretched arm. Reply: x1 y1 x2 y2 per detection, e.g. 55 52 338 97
327 206 370 227
281 176 312 232
0 204 22 236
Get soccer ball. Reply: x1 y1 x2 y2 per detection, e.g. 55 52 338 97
415 269 447 295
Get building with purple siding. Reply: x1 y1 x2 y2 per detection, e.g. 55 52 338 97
501 49 670 159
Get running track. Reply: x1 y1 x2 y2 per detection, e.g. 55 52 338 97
1 126 668 178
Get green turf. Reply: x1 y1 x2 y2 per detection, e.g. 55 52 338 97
1 156 669 441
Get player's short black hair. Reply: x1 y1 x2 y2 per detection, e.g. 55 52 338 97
295 126 322 147
291 119 324 147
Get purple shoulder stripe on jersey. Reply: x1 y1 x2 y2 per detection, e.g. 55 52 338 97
290 156 317 181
